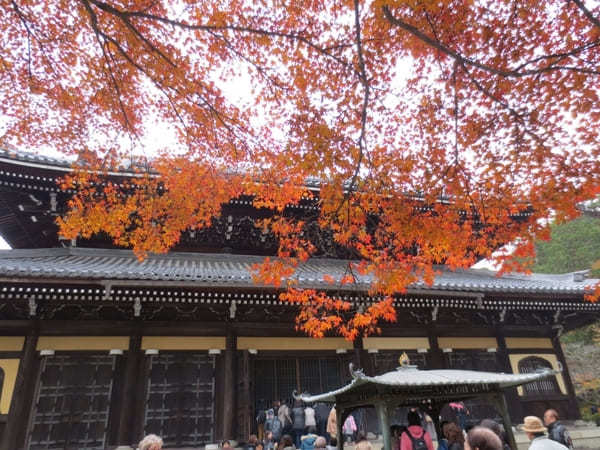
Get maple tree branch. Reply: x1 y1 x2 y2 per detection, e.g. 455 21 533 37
86 0 357 74
352 0 369 184
460 62 547 147
80 0 256 156
571 0 600 30
80 0 138 139
452 63 459 165
382 5 600 77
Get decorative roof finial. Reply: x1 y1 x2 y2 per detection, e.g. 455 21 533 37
399 352 410 367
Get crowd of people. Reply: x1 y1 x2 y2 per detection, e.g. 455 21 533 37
134 404 575 450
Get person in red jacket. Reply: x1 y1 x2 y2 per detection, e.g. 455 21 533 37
400 410 434 450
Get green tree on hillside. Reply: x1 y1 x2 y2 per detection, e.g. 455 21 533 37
534 216 600 346
534 216 600 276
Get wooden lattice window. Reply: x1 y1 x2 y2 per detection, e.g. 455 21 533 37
144 352 216 447
27 354 116 450
253 356 348 412
518 356 560 395
446 350 499 372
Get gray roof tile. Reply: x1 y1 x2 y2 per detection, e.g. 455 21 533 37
0 248 596 294
297 366 560 403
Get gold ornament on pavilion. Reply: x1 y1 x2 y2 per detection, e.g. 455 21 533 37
399 352 410 367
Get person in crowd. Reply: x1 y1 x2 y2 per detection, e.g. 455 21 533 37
266 408 283 443
479 419 510 450
138 434 163 450
314 436 327 449
464 427 502 450
355 432 372 450
264 431 276 450
449 402 470 430
327 406 337 441
257 401 267 441
445 422 464 450
400 410 434 450
280 434 295 450
305 404 317 432
423 413 437 443
245 434 261 450
326 437 338 450
300 426 319 450
391 425 403 450
292 401 306 448
315 402 330 441
342 414 357 443
279 400 293 435
519 416 568 450
544 409 574 449
222 440 232 449
437 421 450 450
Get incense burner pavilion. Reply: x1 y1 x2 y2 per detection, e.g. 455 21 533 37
0 149 597 449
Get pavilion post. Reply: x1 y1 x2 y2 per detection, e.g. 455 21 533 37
336 407 344 450
488 391 518 450
376 402 391 450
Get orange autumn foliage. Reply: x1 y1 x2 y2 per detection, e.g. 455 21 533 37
2 0 600 338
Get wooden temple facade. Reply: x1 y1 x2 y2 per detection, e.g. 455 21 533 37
0 149 597 449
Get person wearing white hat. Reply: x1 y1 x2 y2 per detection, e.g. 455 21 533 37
138 434 163 450
519 416 568 450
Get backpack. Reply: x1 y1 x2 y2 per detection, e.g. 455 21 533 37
404 430 428 450
300 435 317 450
549 423 573 450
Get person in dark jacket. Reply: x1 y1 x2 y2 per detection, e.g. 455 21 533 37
292 401 305 449
265 408 283 442
314 402 330 441
543 409 573 449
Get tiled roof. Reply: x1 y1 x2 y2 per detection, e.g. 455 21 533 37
0 248 595 294
297 366 559 403
0 147 73 168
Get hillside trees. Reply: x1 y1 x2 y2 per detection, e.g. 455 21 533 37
1 0 600 338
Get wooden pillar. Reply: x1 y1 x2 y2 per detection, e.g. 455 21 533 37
376 403 391 450
115 333 143 446
1 331 39 450
495 331 523 422
353 337 365 372
552 332 580 419
222 330 237 440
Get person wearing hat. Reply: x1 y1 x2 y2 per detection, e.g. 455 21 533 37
519 416 568 450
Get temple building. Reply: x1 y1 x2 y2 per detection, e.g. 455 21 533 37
0 148 597 449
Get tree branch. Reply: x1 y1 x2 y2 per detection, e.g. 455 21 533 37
382 5 600 77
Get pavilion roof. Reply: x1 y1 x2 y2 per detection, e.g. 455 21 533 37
296 365 559 404
0 247 595 295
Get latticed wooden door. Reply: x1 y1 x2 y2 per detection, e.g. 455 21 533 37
144 352 216 447
445 350 502 425
27 354 116 450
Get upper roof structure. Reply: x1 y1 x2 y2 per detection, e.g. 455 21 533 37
0 247 595 295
